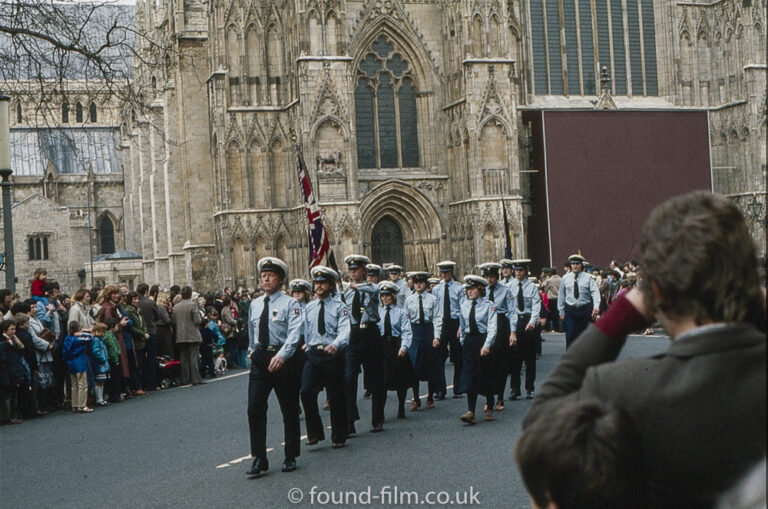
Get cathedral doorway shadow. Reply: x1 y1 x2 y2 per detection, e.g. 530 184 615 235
360 180 442 270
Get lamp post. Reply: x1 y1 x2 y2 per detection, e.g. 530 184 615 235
0 93 15 293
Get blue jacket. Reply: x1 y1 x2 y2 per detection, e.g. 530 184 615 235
62 334 93 374
89 337 110 375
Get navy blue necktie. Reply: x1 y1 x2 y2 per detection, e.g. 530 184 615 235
259 296 270 346
317 299 326 336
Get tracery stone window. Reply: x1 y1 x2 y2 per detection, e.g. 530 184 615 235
355 35 419 169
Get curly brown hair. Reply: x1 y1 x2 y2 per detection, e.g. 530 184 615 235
639 191 764 328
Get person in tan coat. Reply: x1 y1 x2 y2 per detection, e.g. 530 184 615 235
172 286 202 386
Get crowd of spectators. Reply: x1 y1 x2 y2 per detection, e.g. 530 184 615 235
0 280 257 423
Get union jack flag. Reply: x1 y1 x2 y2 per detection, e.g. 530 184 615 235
295 145 340 273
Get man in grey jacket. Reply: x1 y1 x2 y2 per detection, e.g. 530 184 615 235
523 192 766 509
172 286 202 386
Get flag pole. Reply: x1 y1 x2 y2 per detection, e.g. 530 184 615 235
501 195 514 259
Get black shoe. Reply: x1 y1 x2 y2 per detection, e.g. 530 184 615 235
281 458 297 472
526 391 534 400
452 393 463 399
363 390 372 399
397 407 405 419
246 457 269 477
347 423 357 436
435 391 446 401
509 392 519 401
370 424 383 433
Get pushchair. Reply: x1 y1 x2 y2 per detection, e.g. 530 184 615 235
157 355 182 389
212 345 228 377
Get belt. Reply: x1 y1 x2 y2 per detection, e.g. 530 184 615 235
352 321 379 329
254 345 279 353
383 336 401 342
309 344 331 351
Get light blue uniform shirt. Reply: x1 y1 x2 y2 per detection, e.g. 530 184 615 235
377 305 413 351
247 291 303 359
404 291 444 339
343 282 380 325
302 296 350 349
431 279 464 319
508 278 542 330
499 275 515 289
458 298 498 349
557 271 601 315
487 282 511 316
393 278 410 308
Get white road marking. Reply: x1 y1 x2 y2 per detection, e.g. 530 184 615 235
216 384 455 468
217 449 272 469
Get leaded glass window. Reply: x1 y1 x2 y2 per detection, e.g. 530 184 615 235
355 35 420 169
529 0 658 96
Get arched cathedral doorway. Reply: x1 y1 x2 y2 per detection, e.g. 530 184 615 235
371 216 404 266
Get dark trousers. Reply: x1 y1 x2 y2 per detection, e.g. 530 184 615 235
345 327 385 427
564 305 592 349
142 335 158 390
439 318 461 394
200 345 215 378
108 361 122 400
247 350 300 460
547 298 561 331
510 327 537 394
301 349 347 444
127 348 141 391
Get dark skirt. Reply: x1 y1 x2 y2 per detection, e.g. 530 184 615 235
457 333 492 395
383 336 416 390
408 322 442 383
488 314 511 394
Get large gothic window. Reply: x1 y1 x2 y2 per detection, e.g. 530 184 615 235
371 216 404 266
355 35 420 169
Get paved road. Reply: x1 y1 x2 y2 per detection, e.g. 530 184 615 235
1 333 669 508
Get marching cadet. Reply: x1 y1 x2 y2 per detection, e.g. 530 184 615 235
342 255 384 434
406 271 416 292
499 259 516 287
404 272 443 409
246 258 303 477
387 265 410 308
300 266 350 449
427 277 440 291
289 279 312 391
508 260 542 400
363 263 383 399
457 275 498 425
366 264 383 284
557 254 600 348
377 280 414 419
431 261 465 399
480 262 512 410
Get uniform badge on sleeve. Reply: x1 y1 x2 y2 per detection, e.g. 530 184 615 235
343 309 349 316
294 308 300 315
491 306 496 312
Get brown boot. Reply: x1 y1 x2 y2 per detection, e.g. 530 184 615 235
460 411 476 425
485 409 494 421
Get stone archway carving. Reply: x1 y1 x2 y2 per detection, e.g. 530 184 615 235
360 180 442 270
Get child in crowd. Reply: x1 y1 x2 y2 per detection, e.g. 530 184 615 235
89 323 111 406
199 317 217 379
101 319 123 402
515 399 645 509
62 321 94 413
30 268 48 304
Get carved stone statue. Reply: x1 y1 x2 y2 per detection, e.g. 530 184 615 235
316 151 344 176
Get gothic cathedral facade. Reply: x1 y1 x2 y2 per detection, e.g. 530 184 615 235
128 0 766 290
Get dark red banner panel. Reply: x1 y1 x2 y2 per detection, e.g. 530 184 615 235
541 110 711 269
